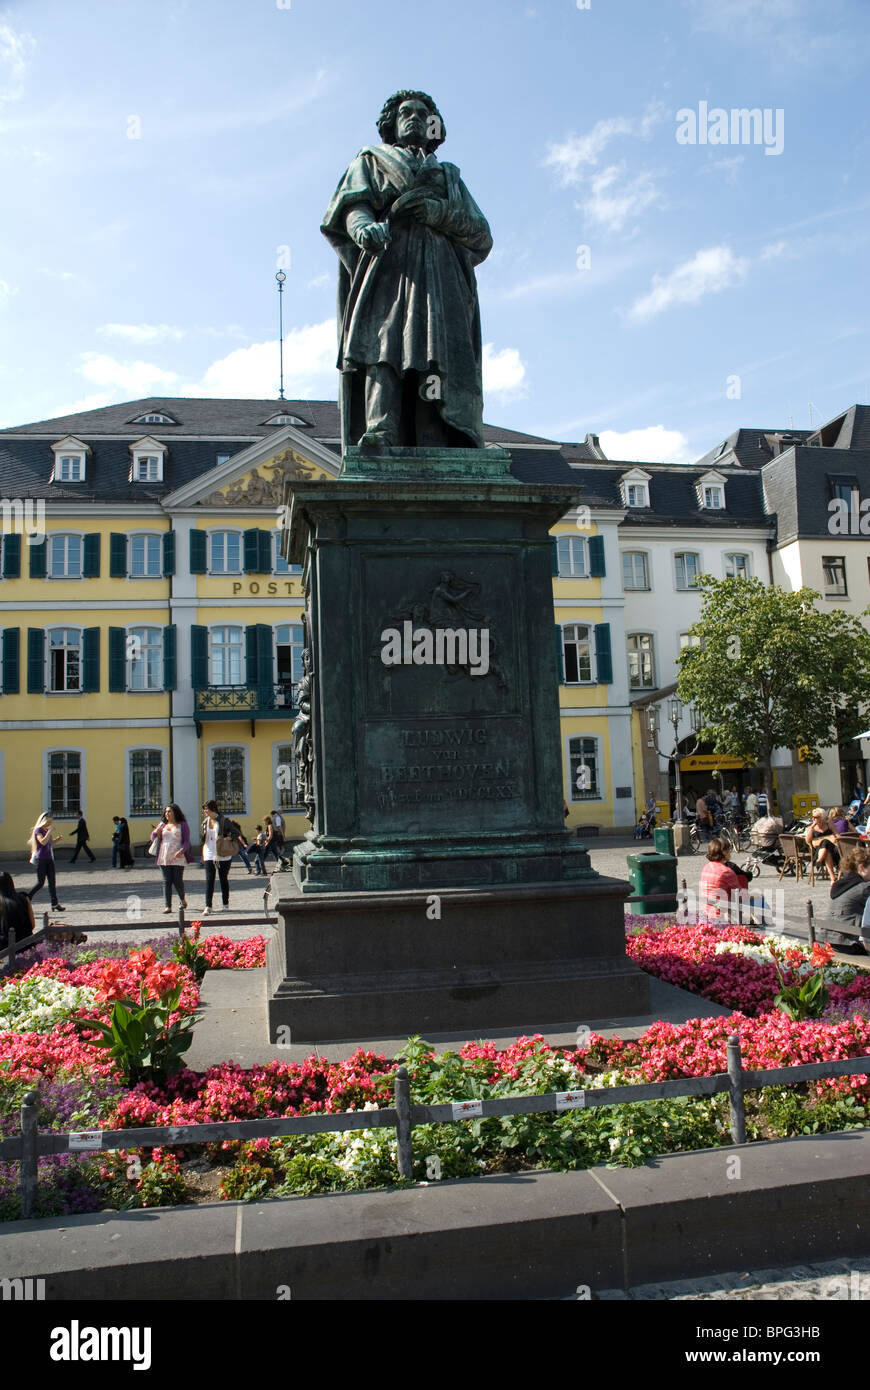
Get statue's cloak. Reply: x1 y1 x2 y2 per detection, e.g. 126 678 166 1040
321 144 492 449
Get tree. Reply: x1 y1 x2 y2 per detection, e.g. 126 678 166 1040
676 576 870 798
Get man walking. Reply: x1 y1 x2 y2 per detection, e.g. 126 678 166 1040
69 810 95 863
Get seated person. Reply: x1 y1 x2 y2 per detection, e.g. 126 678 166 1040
826 847 870 948
804 808 840 880
828 806 851 835
699 838 751 922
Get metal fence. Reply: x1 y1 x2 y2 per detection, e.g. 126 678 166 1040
3 1039 870 1217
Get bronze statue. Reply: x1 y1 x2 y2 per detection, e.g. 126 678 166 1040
322 90 492 452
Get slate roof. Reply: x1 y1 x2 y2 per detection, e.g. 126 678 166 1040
805 405 870 452
763 445 870 543
693 426 812 472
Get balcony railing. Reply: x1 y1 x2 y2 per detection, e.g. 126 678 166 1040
194 683 299 720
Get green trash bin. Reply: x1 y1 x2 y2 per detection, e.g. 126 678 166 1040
627 850 678 914
653 825 675 857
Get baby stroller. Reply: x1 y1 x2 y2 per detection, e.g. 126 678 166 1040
748 819 785 870
634 807 657 840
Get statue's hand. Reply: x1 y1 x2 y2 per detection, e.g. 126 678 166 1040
392 189 445 227
353 220 390 254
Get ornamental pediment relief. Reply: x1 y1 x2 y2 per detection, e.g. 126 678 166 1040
202 448 329 507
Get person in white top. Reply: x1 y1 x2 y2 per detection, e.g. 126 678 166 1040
201 800 233 915
150 804 190 913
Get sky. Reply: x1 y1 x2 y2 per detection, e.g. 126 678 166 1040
0 0 869 462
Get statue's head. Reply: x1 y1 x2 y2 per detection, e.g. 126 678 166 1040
377 90 446 153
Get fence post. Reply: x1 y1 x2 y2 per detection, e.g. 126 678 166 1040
806 899 816 946
393 1065 414 1179
20 1090 40 1220
177 905 185 940
726 1034 746 1145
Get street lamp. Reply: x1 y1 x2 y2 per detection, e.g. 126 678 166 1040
646 698 701 824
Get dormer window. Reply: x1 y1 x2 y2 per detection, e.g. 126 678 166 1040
50 437 90 484
131 412 176 426
619 468 651 509
128 437 166 483
262 413 310 427
697 470 727 510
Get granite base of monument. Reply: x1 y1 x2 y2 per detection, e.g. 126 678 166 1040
266 872 648 1043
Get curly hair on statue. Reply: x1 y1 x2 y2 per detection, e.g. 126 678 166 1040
376 90 446 153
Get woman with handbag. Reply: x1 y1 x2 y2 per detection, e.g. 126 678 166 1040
201 800 234 915
149 804 191 914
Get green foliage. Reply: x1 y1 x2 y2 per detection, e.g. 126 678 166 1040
172 935 208 984
773 968 830 1020
72 986 198 1085
749 1088 866 1139
676 576 870 778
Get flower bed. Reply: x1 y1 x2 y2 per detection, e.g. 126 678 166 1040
1 922 868 1217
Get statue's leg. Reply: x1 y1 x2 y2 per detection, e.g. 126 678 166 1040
361 363 401 447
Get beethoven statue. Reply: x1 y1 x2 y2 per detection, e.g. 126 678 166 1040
321 90 492 452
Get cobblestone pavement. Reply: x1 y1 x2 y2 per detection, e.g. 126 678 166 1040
593 1257 870 1299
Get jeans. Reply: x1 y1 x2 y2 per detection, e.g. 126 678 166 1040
204 859 230 908
161 865 186 908
235 844 253 872
111 843 119 868
29 858 59 907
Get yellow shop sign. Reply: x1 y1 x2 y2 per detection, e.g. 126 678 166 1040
680 754 753 772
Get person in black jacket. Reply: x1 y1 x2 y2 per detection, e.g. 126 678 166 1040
825 847 870 949
0 871 35 952
116 816 134 870
69 809 96 863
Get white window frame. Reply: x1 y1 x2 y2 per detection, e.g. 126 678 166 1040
622 551 650 591
822 555 848 598
703 485 724 510
43 746 86 819
133 414 174 425
46 626 83 693
128 531 163 579
674 551 700 591
127 625 164 692
209 624 246 687
273 530 302 576
47 532 84 579
274 622 304 697
556 535 588 578
679 632 703 650
627 632 656 690
724 552 751 580
133 455 162 482
208 529 243 575
619 468 651 509
208 743 249 816
264 413 309 427
126 745 168 820
561 623 594 685
566 735 603 803
50 437 90 484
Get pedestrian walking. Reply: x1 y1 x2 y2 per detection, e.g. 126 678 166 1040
69 809 96 864
259 815 281 872
116 816 134 869
201 800 235 914
149 804 191 913
110 816 121 868
26 813 65 912
235 827 254 874
252 824 267 874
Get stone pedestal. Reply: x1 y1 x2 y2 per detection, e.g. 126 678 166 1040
267 446 649 1041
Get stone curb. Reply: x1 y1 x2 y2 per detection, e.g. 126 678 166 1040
0 1131 867 1300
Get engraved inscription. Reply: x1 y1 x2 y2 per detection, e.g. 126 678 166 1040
375 725 518 808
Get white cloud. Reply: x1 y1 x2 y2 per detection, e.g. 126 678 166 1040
97 323 187 344
628 246 749 321
0 22 34 107
544 105 666 185
77 353 180 395
0 279 11 300
760 240 789 261
307 273 331 290
482 344 527 402
584 165 663 234
599 425 693 464
183 320 336 398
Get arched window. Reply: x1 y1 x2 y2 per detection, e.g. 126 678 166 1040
627 633 655 689
210 626 245 686
209 531 242 574
127 626 163 691
48 534 83 578
47 628 82 692
621 551 649 591
561 624 593 684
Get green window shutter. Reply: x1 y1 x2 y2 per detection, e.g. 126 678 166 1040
109 533 127 578
82 534 100 578
2 628 20 692
2 534 21 578
258 529 273 572
191 626 208 687
551 538 560 575
29 541 46 580
257 623 273 690
162 530 176 576
594 623 613 684
163 625 177 690
190 530 207 574
27 629 44 692
243 528 262 573
246 624 259 684
108 627 126 692
82 627 100 691
555 626 565 684
588 535 606 577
